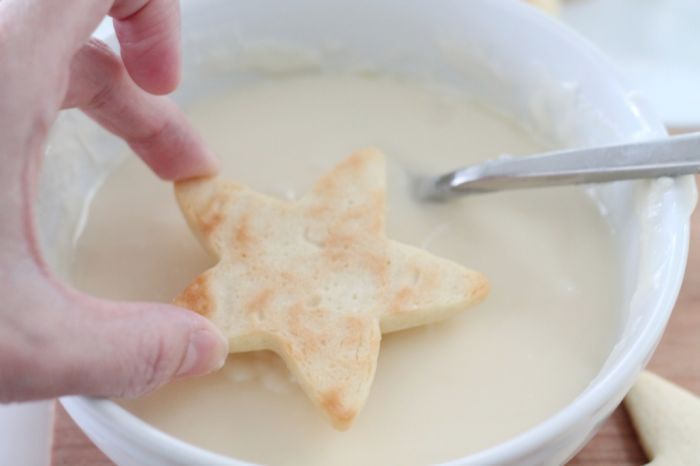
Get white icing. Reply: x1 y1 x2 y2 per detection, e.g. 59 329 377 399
67 75 621 465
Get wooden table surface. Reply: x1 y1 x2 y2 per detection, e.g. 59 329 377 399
50 177 700 466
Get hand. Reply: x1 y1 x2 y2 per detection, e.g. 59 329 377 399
0 0 228 402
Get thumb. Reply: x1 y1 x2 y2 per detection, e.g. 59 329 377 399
54 292 229 399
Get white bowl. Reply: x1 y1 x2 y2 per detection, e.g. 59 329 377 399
49 0 696 464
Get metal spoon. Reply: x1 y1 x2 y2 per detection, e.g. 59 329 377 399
416 132 700 202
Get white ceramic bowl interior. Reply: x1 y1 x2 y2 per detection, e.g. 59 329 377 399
43 0 696 465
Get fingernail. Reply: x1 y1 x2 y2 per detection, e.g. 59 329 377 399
176 328 229 378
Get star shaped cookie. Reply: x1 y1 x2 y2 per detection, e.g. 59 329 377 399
173 149 489 429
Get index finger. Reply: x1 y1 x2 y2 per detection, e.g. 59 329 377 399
110 0 181 95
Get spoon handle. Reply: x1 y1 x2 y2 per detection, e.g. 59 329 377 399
429 132 700 199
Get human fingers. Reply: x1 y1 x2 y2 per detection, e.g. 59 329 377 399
0 274 228 401
63 39 218 181
110 0 181 94
1 0 181 95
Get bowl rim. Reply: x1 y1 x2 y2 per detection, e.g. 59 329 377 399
61 1 693 465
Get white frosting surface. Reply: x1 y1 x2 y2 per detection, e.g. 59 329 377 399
67 75 621 465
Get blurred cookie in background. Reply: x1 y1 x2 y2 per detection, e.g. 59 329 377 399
526 0 560 14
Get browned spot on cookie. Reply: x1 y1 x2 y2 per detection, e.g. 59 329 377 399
277 270 299 288
344 315 364 333
320 389 356 430
174 274 215 317
308 151 378 219
317 152 367 191
337 150 371 176
320 225 389 282
367 190 385 234
199 212 223 236
286 303 316 357
470 273 491 303
197 191 230 236
314 173 339 197
391 286 414 313
365 250 391 285
234 212 253 247
321 229 354 263
340 315 365 352
246 288 274 321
